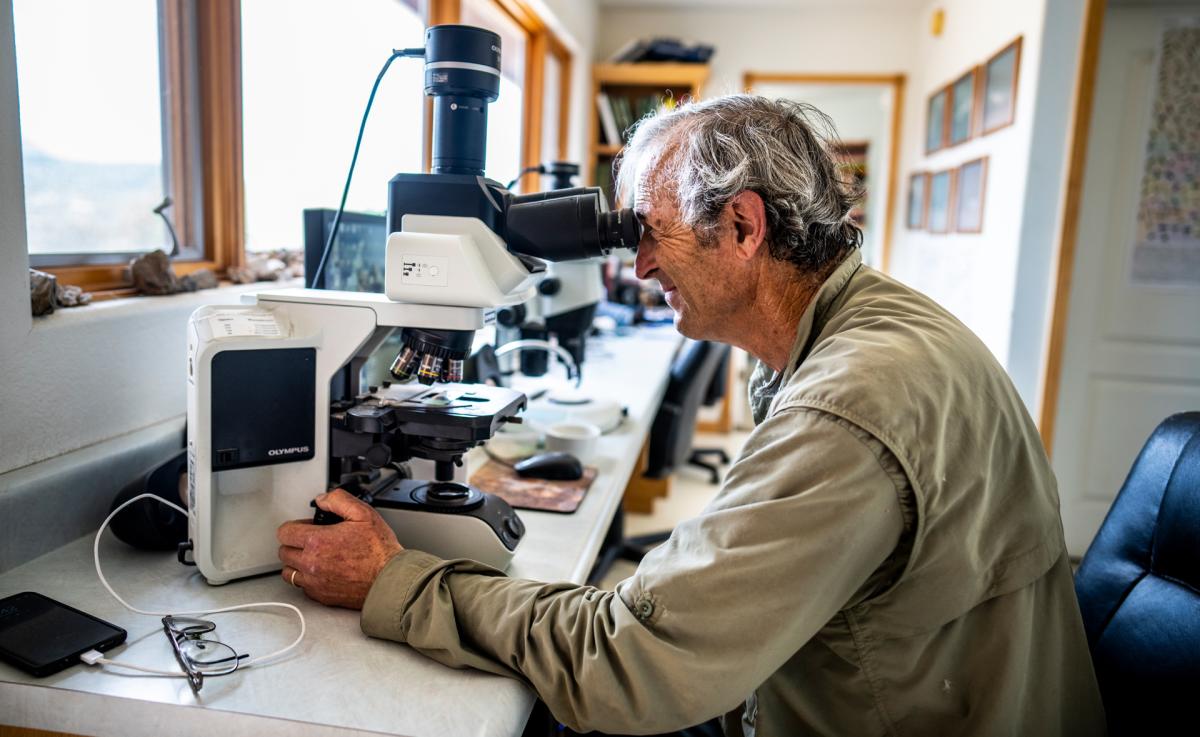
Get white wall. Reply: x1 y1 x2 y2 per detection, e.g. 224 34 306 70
887 0 1048 367
596 6 920 95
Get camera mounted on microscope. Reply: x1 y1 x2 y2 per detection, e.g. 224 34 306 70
383 25 640 385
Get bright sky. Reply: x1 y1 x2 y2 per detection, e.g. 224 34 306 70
13 0 163 165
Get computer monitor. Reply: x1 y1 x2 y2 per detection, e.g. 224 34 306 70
303 208 388 291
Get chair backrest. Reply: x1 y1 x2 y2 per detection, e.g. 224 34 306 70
701 348 730 408
644 339 731 479
1074 411 1200 735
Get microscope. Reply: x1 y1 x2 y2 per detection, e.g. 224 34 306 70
496 162 608 380
184 25 639 584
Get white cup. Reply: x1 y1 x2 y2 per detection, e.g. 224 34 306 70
544 421 601 463
489 422 540 460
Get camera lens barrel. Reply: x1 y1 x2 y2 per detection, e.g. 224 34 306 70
424 25 501 176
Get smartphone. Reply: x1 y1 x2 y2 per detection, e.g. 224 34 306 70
0 591 127 677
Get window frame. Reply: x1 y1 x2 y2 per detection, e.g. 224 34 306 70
34 0 243 297
33 0 570 298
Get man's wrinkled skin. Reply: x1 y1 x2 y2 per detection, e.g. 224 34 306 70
277 490 403 608
631 162 815 374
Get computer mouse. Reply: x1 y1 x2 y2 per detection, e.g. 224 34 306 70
513 452 583 481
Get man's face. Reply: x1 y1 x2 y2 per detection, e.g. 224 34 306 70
632 160 742 340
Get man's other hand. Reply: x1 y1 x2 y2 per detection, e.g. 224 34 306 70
276 489 403 609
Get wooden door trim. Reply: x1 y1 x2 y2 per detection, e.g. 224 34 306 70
1037 0 1107 456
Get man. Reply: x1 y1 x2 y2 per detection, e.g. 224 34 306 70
278 96 1106 736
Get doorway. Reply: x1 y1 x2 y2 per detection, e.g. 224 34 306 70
1042 2 1200 555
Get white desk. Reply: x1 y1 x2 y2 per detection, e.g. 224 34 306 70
0 326 683 737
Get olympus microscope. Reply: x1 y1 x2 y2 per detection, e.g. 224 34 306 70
184 25 639 584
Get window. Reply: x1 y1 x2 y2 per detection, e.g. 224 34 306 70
541 36 571 166
462 0 526 188
14 0 171 261
15 0 571 294
240 0 425 251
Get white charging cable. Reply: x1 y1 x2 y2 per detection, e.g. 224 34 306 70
85 492 306 678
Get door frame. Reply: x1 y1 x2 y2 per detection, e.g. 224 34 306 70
1037 0 1107 456
743 72 906 273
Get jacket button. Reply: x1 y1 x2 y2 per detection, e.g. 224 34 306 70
636 598 654 619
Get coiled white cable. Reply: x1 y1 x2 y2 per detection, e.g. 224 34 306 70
88 492 306 677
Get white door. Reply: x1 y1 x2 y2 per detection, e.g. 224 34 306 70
1052 6 1200 557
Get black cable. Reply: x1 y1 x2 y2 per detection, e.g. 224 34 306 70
309 47 425 290
505 164 545 191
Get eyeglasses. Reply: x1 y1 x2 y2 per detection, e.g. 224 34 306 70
161 615 248 693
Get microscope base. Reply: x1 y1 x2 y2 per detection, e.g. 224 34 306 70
371 480 524 571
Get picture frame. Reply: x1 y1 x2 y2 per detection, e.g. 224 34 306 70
907 172 929 229
928 169 954 233
955 157 988 233
948 67 980 145
982 37 1022 134
926 86 949 153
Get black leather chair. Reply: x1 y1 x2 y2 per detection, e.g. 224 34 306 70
644 340 732 482
1073 411 1200 735
588 340 732 584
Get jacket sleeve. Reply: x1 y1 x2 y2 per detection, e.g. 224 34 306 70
360 408 906 734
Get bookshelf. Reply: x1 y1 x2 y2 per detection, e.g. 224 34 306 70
588 63 710 203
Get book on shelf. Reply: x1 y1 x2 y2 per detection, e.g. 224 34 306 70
596 91 620 146
612 96 635 140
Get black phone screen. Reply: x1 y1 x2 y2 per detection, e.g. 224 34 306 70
0 591 127 677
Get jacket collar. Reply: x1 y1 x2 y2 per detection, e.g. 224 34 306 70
749 249 863 422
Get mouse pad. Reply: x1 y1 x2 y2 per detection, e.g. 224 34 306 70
469 460 598 514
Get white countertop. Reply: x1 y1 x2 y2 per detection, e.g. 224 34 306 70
0 325 683 737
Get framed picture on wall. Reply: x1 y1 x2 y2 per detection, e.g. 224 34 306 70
982 37 1022 134
949 67 979 145
907 172 928 229
928 169 954 233
955 157 988 232
926 87 949 153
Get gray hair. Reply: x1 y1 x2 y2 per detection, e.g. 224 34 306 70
615 94 863 274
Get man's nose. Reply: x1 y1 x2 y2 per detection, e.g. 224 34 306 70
634 238 656 280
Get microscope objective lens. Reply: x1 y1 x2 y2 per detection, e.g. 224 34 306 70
442 359 465 383
418 353 444 384
390 347 419 380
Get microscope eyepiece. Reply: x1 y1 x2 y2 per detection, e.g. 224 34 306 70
503 187 641 261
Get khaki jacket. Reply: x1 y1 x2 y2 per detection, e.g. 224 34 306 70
361 250 1106 736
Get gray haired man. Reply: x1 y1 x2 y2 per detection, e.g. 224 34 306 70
278 95 1106 736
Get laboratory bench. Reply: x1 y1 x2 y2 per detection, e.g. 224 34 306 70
0 325 685 737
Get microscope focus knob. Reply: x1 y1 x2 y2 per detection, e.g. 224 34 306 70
365 444 392 468
496 303 527 327
538 277 562 296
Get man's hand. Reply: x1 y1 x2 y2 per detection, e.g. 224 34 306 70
276 489 403 609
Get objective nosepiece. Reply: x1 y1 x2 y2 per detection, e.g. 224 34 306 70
390 328 476 385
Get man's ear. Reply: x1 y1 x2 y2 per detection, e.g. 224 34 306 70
728 190 767 261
